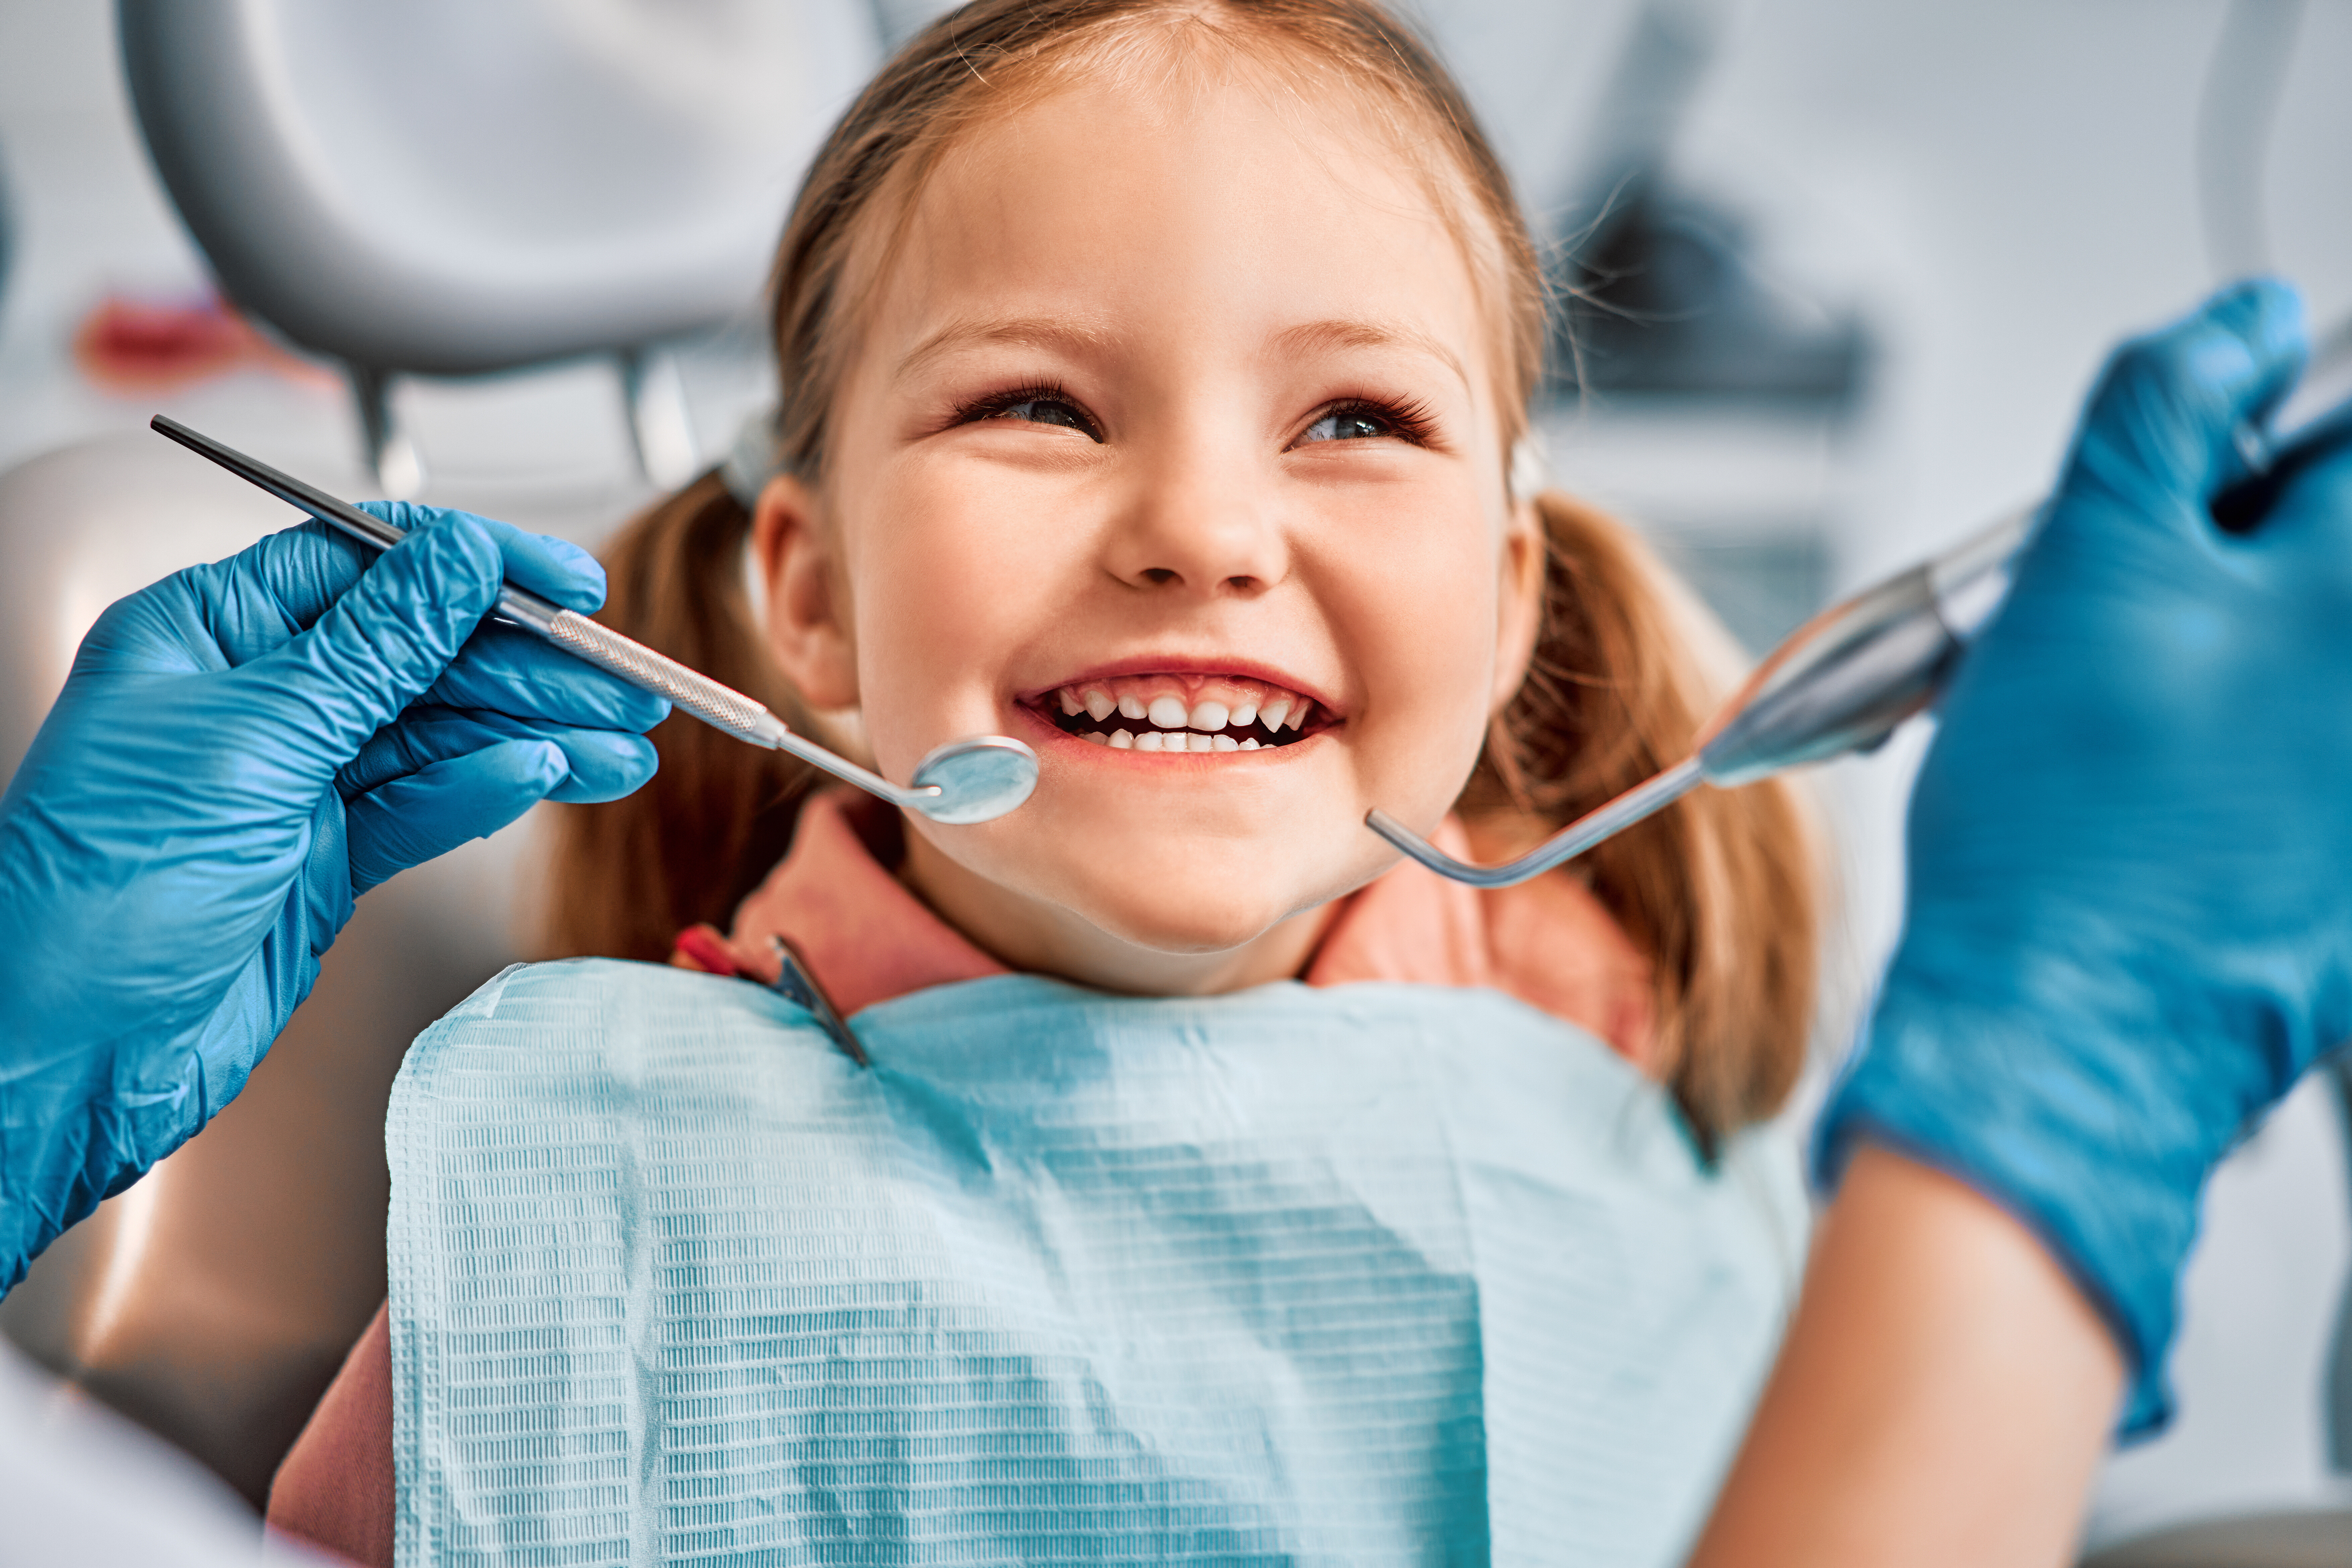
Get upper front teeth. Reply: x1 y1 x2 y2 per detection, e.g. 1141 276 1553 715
1146 697 1236 732
1048 675 1318 748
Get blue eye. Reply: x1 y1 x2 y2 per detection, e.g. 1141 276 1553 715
979 393 1099 439
1298 406 1400 444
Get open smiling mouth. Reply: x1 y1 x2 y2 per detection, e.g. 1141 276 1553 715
1028 676 1328 753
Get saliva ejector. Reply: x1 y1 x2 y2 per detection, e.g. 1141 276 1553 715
1371 322 2352 888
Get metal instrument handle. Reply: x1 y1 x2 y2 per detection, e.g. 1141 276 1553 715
526 598 776 744
153 414 787 746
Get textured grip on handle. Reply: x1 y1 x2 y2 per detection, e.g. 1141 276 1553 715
543 609 773 739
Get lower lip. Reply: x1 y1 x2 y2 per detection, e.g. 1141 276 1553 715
1012 703 1329 765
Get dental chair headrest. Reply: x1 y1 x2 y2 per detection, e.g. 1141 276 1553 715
118 0 878 378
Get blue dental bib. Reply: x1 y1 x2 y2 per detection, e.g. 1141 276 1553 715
386 962 1802 1568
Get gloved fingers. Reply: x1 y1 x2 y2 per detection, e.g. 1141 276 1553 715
344 738 567 895
2056 278 2308 541
355 503 608 614
541 730 661 803
300 792 356 960
253 511 514 758
337 705 660 804
2231 424 2352 571
423 619 671 732
219 507 607 651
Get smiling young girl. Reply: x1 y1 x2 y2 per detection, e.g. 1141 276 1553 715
269 1 1819 1562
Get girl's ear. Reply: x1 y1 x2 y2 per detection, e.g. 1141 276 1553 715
1490 496 1547 715
752 474 861 710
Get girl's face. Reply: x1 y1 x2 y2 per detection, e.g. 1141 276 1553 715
757 66 1541 994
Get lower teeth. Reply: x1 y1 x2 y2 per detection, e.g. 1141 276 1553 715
1063 720 1281 751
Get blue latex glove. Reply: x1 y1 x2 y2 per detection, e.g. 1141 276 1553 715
1816 280 2352 1434
0 505 666 1291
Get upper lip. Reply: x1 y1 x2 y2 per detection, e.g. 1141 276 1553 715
1016 656 1341 716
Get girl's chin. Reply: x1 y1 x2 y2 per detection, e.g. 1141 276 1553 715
1030 846 1370 957
1075 901 1306 959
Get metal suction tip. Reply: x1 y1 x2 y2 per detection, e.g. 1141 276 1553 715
905 735 1039 824
1365 757 1705 888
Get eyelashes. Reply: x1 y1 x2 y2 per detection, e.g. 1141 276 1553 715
946 380 1441 449
1300 395 1439 448
951 381 1102 441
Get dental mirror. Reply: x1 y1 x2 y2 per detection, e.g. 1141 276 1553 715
904 735 1041 824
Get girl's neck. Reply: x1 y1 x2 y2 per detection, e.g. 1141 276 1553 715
899 829 1339 997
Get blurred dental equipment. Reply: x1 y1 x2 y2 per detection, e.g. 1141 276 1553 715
151 417 1039 826
1373 318 2352 889
118 0 879 494
1548 0 1868 409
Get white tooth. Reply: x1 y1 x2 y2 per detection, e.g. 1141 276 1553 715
1189 700 1228 732
1238 738 1261 751
1083 730 1110 745
1260 697 1292 731
1287 700 1309 731
1212 733 1238 751
1134 730 1165 751
1147 695 1188 730
1183 732 1212 752
1084 688 1115 721
1058 688 1083 716
1229 702 1258 729
1110 729 1135 749
1118 693 1148 721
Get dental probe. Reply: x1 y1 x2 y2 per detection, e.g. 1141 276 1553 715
151 417 1039 825
1370 322 2352 889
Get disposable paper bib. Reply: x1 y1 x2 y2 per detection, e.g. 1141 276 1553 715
387 961 1803 1567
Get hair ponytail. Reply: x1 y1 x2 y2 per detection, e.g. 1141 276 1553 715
537 474 828 962
1465 490 1821 1138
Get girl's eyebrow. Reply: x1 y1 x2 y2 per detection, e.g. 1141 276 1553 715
898 315 1119 381
1270 318 1469 392
895 313 1468 392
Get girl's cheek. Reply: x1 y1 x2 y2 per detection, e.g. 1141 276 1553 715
850 474 1041 734
1336 488 1503 670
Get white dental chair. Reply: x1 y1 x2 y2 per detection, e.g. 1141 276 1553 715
116 0 879 494
0 0 876 1506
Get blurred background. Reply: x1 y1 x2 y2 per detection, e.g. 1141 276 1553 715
0 0 2346 1560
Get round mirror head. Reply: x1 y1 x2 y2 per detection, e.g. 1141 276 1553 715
906 735 1039 824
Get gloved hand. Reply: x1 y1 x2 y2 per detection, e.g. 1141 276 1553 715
1816 279 2352 1435
0 505 666 1290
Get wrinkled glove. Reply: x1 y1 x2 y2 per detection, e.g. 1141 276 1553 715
1817 279 2352 1435
0 505 666 1290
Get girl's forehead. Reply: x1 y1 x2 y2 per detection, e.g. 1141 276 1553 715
855 69 1497 392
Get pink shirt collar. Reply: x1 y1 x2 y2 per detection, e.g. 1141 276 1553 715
675 790 1658 1073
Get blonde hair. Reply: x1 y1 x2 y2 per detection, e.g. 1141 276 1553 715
543 0 1819 1140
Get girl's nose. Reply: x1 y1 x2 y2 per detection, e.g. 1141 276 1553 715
1099 452 1290 597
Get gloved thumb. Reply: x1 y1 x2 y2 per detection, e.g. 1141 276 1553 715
345 738 566 893
256 510 510 759
2056 278 2307 540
